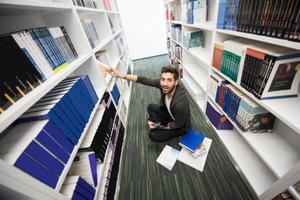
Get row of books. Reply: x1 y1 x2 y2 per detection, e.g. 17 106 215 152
104 116 125 200
111 83 121 106
72 0 97 8
171 24 182 44
0 75 98 188
182 0 207 24
102 0 117 11
61 176 96 200
209 73 275 133
0 26 78 113
170 41 182 61
81 19 101 48
165 4 181 21
212 39 300 99
217 0 300 42
183 30 204 49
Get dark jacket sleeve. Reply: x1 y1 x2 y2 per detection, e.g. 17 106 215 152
136 76 161 89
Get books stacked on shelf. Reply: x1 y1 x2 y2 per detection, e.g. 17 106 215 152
216 38 300 99
182 0 207 24
115 36 124 57
60 176 95 200
220 39 252 82
18 75 98 144
169 3 181 21
0 120 74 188
238 45 300 99
0 25 77 114
217 0 300 42
183 30 204 49
72 0 98 8
68 152 98 188
211 78 276 132
102 0 117 11
171 24 182 44
106 116 125 199
49 27 78 64
81 19 101 48
205 101 233 130
87 92 116 163
212 42 224 70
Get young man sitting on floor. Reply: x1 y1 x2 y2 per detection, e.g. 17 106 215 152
108 66 191 142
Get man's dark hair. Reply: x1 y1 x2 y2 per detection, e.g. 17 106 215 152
161 66 179 80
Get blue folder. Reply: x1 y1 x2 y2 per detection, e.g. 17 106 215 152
179 129 205 152
36 129 70 164
24 141 64 176
15 153 58 188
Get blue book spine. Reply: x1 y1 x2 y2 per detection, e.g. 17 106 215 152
81 76 98 106
59 98 85 132
78 177 95 195
88 153 98 187
75 183 94 200
72 191 87 200
64 95 86 127
44 120 74 153
24 141 64 176
15 153 58 188
28 29 55 69
43 27 65 65
48 110 78 144
36 129 70 164
77 79 94 110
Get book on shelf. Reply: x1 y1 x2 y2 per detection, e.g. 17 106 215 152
205 101 233 130
68 151 98 188
0 119 77 188
179 129 205 153
238 45 300 99
108 15 115 34
156 145 180 171
49 26 78 64
183 30 204 49
218 0 300 42
212 42 224 71
72 0 97 8
81 19 101 48
61 176 95 200
111 82 120 105
185 0 207 24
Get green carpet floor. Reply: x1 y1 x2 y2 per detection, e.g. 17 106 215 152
117 55 257 200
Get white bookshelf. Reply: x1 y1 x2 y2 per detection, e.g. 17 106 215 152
164 0 300 199
0 0 132 199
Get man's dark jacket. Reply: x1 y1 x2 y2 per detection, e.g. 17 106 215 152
137 76 191 131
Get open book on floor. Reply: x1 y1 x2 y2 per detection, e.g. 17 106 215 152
178 137 212 172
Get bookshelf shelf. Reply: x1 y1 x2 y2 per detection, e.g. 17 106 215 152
211 67 300 135
75 6 106 13
92 29 123 54
208 95 300 179
212 122 277 196
184 63 208 91
0 54 91 134
216 29 300 51
181 77 205 111
0 0 71 15
184 47 211 66
181 21 214 31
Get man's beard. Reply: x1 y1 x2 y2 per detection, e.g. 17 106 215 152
163 84 176 94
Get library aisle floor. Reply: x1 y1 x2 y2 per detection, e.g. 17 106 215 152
117 55 257 200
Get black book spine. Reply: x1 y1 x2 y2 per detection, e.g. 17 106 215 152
60 26 78 58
